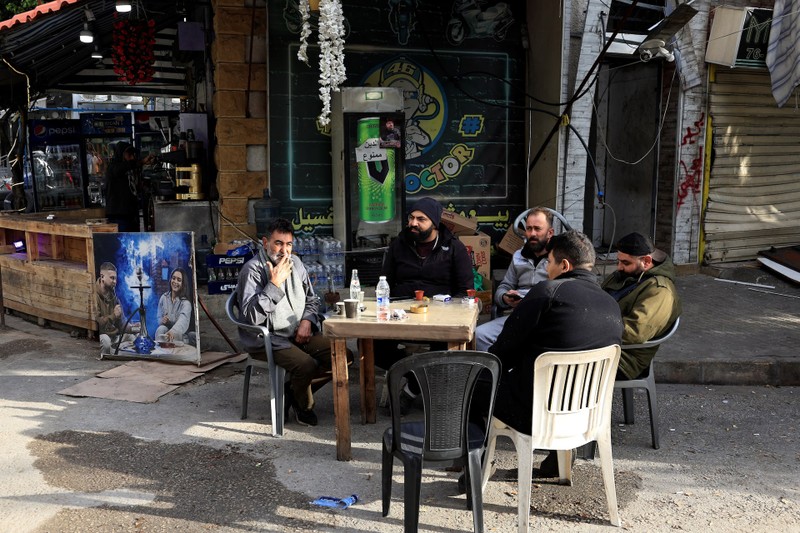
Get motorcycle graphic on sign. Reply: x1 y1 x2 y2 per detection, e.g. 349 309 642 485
446 0 514 45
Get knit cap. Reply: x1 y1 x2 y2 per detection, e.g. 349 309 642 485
410 197 443 227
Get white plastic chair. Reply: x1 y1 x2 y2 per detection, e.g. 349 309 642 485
225 291 286 438
481 345 622 531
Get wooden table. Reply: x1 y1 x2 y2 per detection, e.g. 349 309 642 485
323 300 480 461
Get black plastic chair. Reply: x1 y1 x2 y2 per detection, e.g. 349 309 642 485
381 350 501 533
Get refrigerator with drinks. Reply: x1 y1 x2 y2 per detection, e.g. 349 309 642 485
80 112 134 208
330 87 406 287
27 119 86 211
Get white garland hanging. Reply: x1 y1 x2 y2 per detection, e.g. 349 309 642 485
297 0 347 126
297 0 311 64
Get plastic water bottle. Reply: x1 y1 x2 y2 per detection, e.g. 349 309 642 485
317 262 328 292
334 264 344 289
349 269 361 301
376 276 390 321
334 239 344 265
320 237 331 265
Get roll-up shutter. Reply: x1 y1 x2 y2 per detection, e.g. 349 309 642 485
705 68 800 263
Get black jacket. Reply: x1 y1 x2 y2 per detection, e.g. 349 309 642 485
489 268 623 432
381 224 473 298
104 142 138 217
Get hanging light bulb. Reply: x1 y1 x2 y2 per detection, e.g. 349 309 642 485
79 22 94 44
116 0 133 13
91 45 103 59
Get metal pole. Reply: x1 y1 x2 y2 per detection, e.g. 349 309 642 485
0 264 5 327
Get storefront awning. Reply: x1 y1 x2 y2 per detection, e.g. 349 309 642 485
0 0 192 109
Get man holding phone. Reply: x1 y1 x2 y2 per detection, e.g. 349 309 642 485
236 218 333 427
475 207 554 351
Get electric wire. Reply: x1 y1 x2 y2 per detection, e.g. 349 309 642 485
593 63 678 165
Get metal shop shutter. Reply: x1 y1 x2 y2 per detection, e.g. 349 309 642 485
705 68 800 263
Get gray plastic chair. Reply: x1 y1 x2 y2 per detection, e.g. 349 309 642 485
490 207 573 321
225 291 286 438
511 207 573 239
615 317 681 450
381 350 501 533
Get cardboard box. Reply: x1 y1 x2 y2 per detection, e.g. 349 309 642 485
441 209 478 236
498 225 524 256
476 289 492 315
459 232 491 282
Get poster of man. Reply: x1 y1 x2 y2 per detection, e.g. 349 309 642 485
93 232 201 363
380 116 402 148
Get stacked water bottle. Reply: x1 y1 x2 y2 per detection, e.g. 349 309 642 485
296 235 345 298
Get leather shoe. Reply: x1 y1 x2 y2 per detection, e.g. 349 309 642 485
457 463 495 495
294 408 318 427
538 449 576 478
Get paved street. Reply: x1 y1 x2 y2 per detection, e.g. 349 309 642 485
1 307 798 532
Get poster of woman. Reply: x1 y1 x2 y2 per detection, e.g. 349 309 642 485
93 232 201 363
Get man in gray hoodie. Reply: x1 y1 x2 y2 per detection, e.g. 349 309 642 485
236 218 330 427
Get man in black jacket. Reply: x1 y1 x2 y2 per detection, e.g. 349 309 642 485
380 196 473 300
489 230 623 434
465 231 622 486
104 142 154 232
376 197 473 402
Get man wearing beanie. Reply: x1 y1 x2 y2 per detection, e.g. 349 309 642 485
602 232 682 380
380 196 473 300
375 197 473 395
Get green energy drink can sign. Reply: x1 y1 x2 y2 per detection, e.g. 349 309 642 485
356 117 395 223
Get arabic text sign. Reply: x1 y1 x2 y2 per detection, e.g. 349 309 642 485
355 138 388 163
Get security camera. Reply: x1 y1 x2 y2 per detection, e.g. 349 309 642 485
639 39 674 62
659 47 675 62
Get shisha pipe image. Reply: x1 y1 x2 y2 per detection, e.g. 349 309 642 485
113 265 155 355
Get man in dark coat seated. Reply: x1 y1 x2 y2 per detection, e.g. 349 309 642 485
465 231 623 488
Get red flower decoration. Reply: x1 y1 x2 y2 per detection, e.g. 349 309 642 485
111 15 156 85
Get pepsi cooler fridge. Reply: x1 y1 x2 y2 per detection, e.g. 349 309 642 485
27 120 87 211
331 87 405 287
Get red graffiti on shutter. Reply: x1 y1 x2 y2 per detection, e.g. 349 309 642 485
677 113 705 209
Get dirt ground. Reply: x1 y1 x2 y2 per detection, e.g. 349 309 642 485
1 318 798 532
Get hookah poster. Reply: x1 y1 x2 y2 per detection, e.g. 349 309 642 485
93 232 201 364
